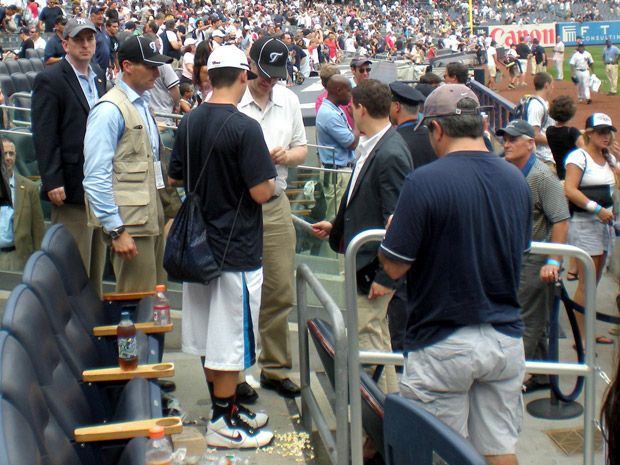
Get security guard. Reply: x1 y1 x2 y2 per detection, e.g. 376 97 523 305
388 81 437 169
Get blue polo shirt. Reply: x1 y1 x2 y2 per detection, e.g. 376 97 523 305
603 45 620 64
380 151 532 351
316 98 355 167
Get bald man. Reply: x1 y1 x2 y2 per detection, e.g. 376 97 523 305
316 74 359 217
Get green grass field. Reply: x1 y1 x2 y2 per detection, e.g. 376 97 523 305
545 45 611 93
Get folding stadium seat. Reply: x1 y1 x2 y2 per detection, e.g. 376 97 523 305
0 331 179 465
384 395 487 465
0 74 16 99
4 60 21 75
16 58 33 73
10 72 31 93
5 128 38 179
20 251 162 374
36 48 45 59
2 284 166 422
29 57 44 72
0 61 9 75
40 225 170 360
25 70 37 87
24 48 38 59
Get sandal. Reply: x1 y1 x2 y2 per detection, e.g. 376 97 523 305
567 271 579 281
596 335 614 345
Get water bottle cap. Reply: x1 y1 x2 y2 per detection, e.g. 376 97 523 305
155 284 167 292
148 425 165 439
121 311 130 319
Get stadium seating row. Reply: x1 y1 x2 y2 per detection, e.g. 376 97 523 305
0 57 44 76
0 225 180 465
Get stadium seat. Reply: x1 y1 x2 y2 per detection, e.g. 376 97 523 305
0 74 15 98
0 61 8 75
2 128 37 178
25 70 37 88
24 48 38 59
384 395 487 465
10 72 31 93
20 251 162 374
40 224 159 331
29 57 44 72
16 58 33 73
36 48 45 59
4 60 21 75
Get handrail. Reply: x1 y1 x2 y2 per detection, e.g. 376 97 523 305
296 263 349 465
345 231 598 465
292 214 314 234
297 165 351 174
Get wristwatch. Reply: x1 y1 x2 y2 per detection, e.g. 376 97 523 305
108 225 126 240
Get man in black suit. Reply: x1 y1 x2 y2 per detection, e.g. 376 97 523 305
312 79 412 393
32 17 107 294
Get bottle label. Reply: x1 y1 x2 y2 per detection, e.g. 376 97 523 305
118 336 137 359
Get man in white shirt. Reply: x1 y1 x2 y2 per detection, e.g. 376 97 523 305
30 27 46 49
552 35 565 80
486 40 498 90
311 79 412 393
527 72 557 172
237 36 308 401
569 43 594 104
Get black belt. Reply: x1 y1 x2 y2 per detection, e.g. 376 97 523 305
576 68 587 71
0 246 15 252
323 163 353 169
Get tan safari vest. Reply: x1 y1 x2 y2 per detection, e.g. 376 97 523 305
86 86 163 236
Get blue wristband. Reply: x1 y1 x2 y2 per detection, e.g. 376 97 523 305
546 259 561 267
594 204 603 214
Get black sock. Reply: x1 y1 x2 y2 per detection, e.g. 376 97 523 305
207 381 214 403
212 395 235 420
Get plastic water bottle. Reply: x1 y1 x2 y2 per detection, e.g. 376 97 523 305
117 311 138 370
153 284 171 325
145 425 173 465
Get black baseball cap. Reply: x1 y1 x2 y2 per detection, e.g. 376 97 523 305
496 120 535 139
117 36 173 66
249 36 288 79
389 81 426 105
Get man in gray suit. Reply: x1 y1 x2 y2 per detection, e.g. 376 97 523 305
312 79 412 393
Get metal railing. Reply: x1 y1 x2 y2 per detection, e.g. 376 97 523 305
344 230 598 465
296 263 349 465
468 79 516 134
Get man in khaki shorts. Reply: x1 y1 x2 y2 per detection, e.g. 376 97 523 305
380 84 532 464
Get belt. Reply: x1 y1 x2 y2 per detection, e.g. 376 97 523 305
0 246 16 252
606 62 617 65
323 163 354 169
576 68 588 71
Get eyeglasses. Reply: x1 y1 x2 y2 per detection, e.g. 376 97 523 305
29 30 37 34
593 128 612 135
3 151 15 156
358 67 371 74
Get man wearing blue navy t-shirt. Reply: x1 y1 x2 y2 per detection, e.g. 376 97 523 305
379 84 532 465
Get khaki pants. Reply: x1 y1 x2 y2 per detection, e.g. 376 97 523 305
606 64 618 94
0 248 25 272
258 195 296 380
322 169 351 221
110 233 165 293
356 292 399 393
51 203 106 296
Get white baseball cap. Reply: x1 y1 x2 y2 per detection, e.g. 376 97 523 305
212 29 225 38
184 37 197 47
207 45 257 79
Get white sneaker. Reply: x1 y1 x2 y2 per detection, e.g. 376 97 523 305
236 404 269 429
206 414 274 449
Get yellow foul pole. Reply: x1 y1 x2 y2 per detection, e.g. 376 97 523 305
469 0 474 34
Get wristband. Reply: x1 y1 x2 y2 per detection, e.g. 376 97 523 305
546 259 561 267
585 200 598 212
594 204 603 214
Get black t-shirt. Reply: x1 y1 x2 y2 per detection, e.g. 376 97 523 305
515 43 530 59
39 6 62 32
381 151 532 351
169 103 277 272
546 125 581 180
532 44 545 64
396 122 437 169
18 38 34 59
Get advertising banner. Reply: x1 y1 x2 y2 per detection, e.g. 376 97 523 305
556 21 620 46
488 23 556 47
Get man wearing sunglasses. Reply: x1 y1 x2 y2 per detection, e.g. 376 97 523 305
349 56 371 88
30 27 46 50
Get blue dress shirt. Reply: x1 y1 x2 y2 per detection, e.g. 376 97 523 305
316 98 355 167
0 173 15 248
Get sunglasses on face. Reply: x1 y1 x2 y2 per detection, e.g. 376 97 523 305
358 67 371 73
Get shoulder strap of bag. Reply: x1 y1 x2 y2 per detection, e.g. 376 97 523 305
184 109 245 270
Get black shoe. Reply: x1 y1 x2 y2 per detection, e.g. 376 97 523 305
586 99 593 104
523 378 550 394
260 374 301 398
236 382 259 404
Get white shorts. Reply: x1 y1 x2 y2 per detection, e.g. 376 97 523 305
181 269 263 371
400 324 525 456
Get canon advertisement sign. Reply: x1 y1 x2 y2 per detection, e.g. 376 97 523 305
488 24 557 47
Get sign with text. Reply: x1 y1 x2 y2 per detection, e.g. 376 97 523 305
488 23 556 47
557 21 620 46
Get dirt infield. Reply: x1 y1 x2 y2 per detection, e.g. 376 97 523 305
486 70 620 129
